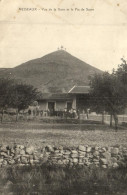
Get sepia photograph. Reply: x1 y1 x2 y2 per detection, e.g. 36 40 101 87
0 0 127 194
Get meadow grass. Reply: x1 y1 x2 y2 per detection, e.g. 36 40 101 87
0 165 127 195
0 121 127 148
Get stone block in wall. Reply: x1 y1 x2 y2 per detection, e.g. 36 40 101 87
79 158 83 163
8 159 15 165
7 150 11 156
93 155 100 160
93 161 99 165
69 162 73 167
123 151 127 157
79 145 87 152
101 165 107 168
57 160 64 165
44 152 50 157
78 155 85 159
111 148 119 155
100 158 108 165
78 162 84 166
71 153 79 158
102 147 107 152
71 150 78 154
26 146 34 155
1 152 8 158
54 150 60 153
93 151 100 157
19 150 26 155
39 154 44 159
10 148 15 154
2 160 8 166
78 151 86 156
72 158 78 164
50 156 59 160
29 159 34 165
93 158 99 162
86 153 93 158
15 148 22 155
63 150 71 155
101 151 111 159
51 160 57 164
0 159 4 163
19 145 25 150
94 146 100 151
63 154 70 159
112 162 119 168
21 156 28 164
84 162 91 166
41 156 48 163
110 157 118 163
57 146 63 150
83 157 89 162
34 159 40 164
45 145 54 152
15 158 21 164
29 155 33 160
33 154 40 160
13 154 21 160
0 146 8 152
86 147 92 152
52 152 63 157
62 159 69 164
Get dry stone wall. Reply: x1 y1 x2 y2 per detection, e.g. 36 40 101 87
0 144 127 168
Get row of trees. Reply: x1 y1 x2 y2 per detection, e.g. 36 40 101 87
90 58 127 130
0 78 41 122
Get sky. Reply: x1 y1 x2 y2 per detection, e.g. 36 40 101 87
0 0 127 72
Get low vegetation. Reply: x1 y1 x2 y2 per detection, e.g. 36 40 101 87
0 121 127 148
0 165 127 194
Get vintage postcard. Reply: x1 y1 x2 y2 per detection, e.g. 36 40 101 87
0 0 127 194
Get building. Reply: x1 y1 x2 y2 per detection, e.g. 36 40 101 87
38 85 90 116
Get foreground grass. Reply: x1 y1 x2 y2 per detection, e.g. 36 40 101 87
0 166 127 195
0 121 127 148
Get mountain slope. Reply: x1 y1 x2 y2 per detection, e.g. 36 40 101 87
0 50 102 93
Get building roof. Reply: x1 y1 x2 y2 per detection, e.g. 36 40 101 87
38 93 73 100
68 85 90 94
38 86 90 100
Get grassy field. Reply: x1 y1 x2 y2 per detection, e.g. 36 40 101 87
0 165 127 195
0 121 127 148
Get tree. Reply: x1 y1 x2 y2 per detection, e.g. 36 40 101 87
0 78 14 122
90 59 127 130
0 78 41 122
10 83 41 120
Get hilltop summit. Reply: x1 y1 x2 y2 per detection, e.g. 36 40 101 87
0 50 102 93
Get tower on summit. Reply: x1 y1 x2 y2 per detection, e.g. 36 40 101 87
57 46 66 51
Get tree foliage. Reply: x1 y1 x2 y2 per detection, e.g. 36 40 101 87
0 79 41 122
90 59 127 129
10 83 41 112
0 78 14 110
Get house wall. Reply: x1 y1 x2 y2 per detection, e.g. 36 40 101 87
72 96 76 109
39 100 75 111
